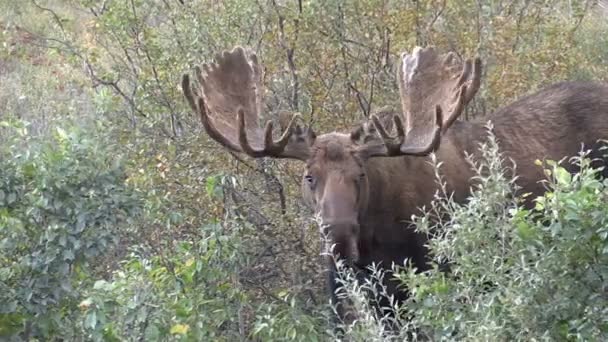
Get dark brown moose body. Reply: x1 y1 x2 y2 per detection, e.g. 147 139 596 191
357 81 608 301
181 46 608 322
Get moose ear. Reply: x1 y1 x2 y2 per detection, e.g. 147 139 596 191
350 125 365 142
350 106 396 144
370 106 397 135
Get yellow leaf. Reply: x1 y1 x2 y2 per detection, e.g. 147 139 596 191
170 324 190 335
56 127 68 140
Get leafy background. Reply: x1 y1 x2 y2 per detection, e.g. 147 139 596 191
1 0 607 340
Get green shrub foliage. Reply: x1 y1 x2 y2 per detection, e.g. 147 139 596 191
0 122 141 339
399 127 608 341
78 222 251 341
1 0 608 340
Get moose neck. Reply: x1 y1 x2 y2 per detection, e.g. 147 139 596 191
353 120 484 274
362 120 483 234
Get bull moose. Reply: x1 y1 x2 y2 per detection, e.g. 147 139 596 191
181 46 608 321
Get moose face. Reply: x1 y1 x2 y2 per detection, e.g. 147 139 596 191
301 133 371 264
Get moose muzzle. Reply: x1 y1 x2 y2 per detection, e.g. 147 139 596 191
322 221 361 265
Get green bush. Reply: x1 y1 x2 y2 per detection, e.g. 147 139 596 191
79 221 251 341
395 126 608 341
250 290 328 342
0 120 141 339
2 1 608 340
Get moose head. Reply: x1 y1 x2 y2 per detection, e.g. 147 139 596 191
181 46 481 265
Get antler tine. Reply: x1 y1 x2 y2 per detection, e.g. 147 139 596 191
273 113 301 148
466 57 482 102
181 74 198 113
442 84 468 133
368 109 441 157
441 55 482 132
397 52 410 133
237 108 301 158
455 59 472 89
236 108 256 156
371 114 403 155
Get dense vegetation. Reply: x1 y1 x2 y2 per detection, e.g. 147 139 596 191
1 0 607 340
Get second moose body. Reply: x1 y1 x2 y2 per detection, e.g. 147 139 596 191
182 46 608 319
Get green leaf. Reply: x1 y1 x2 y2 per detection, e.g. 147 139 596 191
63 249 75 261
85 311 97 330
75 213 87 233
22 162 36 178
205 175 219 197
0 312 24 336
55 127 69 140
60 277 72 292
145 325 161 340
555 166 572 185
0 300 17 314
517 221 534 241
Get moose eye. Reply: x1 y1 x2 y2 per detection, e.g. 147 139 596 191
359 173 366 179
304 175 314 184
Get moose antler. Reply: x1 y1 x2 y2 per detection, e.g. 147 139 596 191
364 46 481 157
182 47 313 160
399 46 481 133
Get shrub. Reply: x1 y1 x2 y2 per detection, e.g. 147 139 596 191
2 1 608 340
0 120 141 339
252 291 328 342
79 221 251 341
398 125 608 340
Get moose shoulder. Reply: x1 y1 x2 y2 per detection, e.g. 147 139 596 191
181 46 608 320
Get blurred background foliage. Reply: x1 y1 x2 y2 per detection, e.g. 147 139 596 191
0 0 607 340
